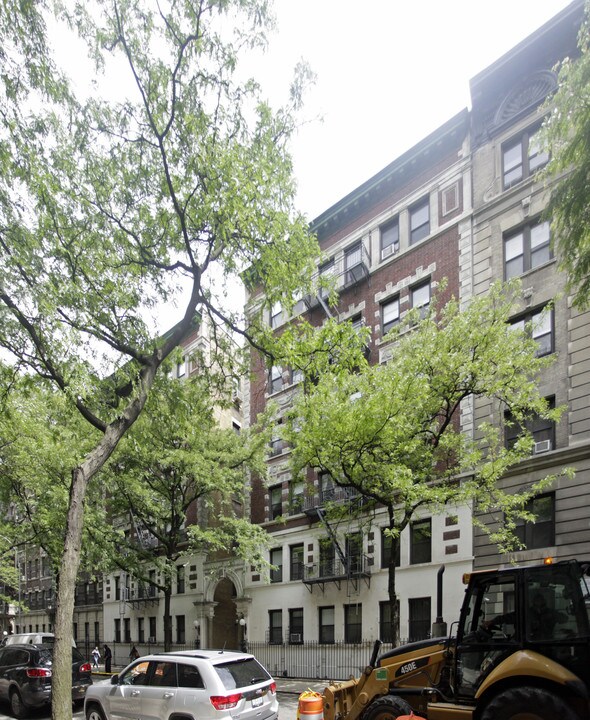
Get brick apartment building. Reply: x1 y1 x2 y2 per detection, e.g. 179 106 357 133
242 0 588 665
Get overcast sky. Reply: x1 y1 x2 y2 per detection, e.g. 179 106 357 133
250 0 574 221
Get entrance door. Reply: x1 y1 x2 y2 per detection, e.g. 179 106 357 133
211 578 239 649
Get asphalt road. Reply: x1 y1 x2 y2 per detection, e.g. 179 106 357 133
0 691 301 720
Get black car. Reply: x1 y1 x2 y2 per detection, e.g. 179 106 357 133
0 643 92 718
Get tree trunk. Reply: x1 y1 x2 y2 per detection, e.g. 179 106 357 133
164 587 172 652
51 466 88 720
388 534 400 647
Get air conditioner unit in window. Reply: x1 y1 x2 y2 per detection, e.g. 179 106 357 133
148 636 156 643
533 439 552 454
289 633 302 643
381 244 395 260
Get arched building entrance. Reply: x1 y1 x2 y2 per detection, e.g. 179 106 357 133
211 577 239 650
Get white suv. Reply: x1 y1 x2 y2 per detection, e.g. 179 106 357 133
84 649 279 720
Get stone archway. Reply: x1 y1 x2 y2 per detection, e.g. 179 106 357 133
211 577 239 650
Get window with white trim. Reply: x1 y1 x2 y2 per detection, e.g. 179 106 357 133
380 218 399 259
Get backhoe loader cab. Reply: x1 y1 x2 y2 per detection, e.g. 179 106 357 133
323 560 590 720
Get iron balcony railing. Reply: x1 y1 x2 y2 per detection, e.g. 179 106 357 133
305 243 370 308
303 554 371 583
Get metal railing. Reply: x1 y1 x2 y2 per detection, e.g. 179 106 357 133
246 639 400 681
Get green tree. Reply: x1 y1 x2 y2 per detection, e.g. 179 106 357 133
104 369 271 652
0 1 317 716
543 0 590 307
284 283 569 644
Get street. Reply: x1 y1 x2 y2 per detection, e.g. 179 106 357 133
0 691 301 720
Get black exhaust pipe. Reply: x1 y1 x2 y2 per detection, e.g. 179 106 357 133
432 565 447 637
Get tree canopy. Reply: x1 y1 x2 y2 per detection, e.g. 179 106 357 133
284 282 570 642
0 1 317 716
544 0 590 307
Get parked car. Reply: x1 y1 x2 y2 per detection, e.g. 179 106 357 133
1 632 76 648
84 649 279 720
0 642 92 718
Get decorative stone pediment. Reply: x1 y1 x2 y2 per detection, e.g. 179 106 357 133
494 70 557 128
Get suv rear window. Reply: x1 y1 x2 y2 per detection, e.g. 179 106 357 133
214 659 270 690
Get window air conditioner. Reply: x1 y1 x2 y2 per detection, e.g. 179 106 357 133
148 636 156 643
381 245 394 260
533 439 552 454
289 633 302 643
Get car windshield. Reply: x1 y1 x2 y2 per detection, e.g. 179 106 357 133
214 658 270 690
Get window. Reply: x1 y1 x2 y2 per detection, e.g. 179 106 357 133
151 661 177 687
319 606 335 644
409 197 430 244
269 485 282 520
176 357 186 378
149 616 157 642
270 302 282 329
178 664 204 688
381 528 401 569
124 617 131 643
319 259 335 299
381 297 400 335
269 610 283 644
344 243 365 286
410 518 432 565
511 306 553 356
408 597 431 641
269 365 283 394
176 615 185 644
269 424 284 457
505 396 556 454
411 281 431 318
504 219 552 279
114 619 121 643
291 367 303 384
319 540 335 577
380 218 399 259
270 547 283 583
289 481 304 515
515 493 555 549
138 618 144 644
503 126 549 189
345 533 362 574
344 603 362 643
379 600 399 643
149 569 157 597
115 576 120 601
290 544 304 581
289 608 304 644
319 471 335 503
176 565 185 594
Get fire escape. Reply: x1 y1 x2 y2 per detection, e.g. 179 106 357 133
302 486 372 594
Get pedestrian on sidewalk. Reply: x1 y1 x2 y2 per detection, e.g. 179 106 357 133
103 644 112 673
129 645 140 661
92 646 101 669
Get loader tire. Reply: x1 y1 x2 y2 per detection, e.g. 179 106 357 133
480 686 580 720
362 695 413 720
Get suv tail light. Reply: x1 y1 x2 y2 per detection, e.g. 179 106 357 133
269 682 277 694
210 693 242 710
26 668 52 678
80 662 92 673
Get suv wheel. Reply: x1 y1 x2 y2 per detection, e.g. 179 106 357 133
9 689 28 719
86 703 107 720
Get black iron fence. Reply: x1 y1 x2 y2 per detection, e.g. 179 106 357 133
246 640 400 681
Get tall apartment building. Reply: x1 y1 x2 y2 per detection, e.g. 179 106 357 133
243 0 587 659
468 0 589 569
244 111 474 650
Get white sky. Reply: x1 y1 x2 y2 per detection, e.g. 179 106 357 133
252 0 574 221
